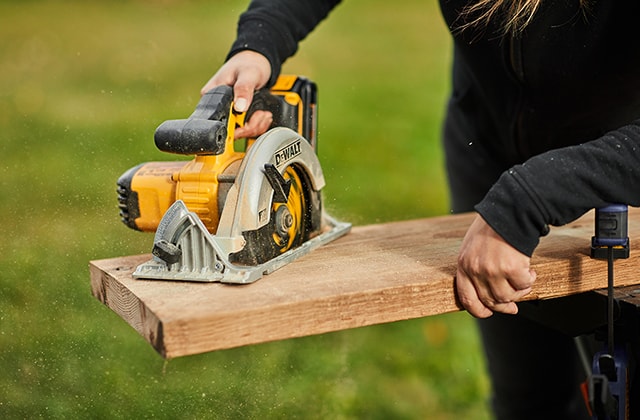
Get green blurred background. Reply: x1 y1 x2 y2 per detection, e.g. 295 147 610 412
1 0 491 418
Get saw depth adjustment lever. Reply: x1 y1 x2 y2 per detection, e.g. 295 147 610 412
586 204 630 420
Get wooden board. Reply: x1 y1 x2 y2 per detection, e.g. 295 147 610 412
90 209 640 358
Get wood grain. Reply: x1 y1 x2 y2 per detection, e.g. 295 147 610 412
90 209 640 358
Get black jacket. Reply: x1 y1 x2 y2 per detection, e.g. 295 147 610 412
228 0 640 256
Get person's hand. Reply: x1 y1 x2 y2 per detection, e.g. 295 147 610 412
201 50 273 138
456 214 536 318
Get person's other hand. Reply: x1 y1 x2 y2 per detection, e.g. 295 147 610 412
201 50 272 138
456 214 536 318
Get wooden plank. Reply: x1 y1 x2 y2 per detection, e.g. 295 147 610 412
90 209 640 358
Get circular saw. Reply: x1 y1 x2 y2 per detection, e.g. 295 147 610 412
116 75 351 284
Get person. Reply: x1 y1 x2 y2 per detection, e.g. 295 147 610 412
201 1 640 418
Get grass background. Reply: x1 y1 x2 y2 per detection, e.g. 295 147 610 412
1 0 492 418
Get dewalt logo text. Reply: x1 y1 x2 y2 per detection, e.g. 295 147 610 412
274 140 301 167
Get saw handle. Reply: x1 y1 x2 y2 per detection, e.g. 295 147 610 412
153 76 317 156
153 86 295 156
154 85 235 155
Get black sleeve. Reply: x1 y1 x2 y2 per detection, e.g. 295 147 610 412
475 120 640 256
227 0 342 87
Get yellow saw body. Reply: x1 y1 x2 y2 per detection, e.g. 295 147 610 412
117 76 350 283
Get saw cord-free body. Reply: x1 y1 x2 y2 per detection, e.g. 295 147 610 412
117 75 350 283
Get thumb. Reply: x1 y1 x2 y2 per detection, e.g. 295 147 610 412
233 96 250 113
232 71 264 113
232 85 255 113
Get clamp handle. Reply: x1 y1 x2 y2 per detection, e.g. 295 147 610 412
591 204 629 259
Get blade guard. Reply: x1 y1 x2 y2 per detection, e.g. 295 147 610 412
216 127 324 245
133 127 350 284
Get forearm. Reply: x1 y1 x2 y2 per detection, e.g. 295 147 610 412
228 0 342 86
476 119 640 256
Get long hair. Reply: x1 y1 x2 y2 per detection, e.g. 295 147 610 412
459 0 590 35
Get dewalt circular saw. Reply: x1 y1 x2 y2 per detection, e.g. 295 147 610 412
116 75 350 284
